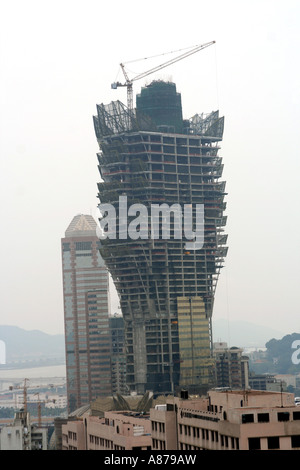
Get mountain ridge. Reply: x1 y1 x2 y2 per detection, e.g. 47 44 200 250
0 325 65 363
212 318 288 349
0 320 293 364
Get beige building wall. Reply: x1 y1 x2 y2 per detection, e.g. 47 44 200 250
62 411 151 451
151 406 178 450
150 390 300 451
62 390 300 451
87 412 151 450
62 420 85 450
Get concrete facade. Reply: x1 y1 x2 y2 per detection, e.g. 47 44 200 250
150 390 300 450
93 82 227 395
62 419 86 450
0 410 48 450
213 342 249 389
62 411 151 450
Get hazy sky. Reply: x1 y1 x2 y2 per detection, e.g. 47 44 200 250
0 0 299 338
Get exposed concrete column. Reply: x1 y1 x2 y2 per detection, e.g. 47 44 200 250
133 319 147 394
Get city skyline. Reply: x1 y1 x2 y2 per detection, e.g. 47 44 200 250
1 0 300 339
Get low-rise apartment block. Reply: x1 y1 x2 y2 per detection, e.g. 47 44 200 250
213 342 249 389
150 389 300 450
0 410 48 450
62 410 151 450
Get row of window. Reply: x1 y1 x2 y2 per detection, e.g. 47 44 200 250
152 439 166 450
88 434 125 450
152 424 239 450
152 421 165 433
152 420 300 450
70 431 297 452
62 242 95 252
125 133 218 147
249 435 300 450
242 410 300 424
178 436 239 451
89 435 113 448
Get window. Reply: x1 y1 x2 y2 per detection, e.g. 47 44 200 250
242 414 254 423
258 413 269 423
248 437 261 450
293 411 300 420
278 412 290 422
76 242 92 250
291 435 300 448
268 437 280 450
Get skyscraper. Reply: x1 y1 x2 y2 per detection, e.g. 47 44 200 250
93 80 227 395
61 214 112 412
110 315 127 395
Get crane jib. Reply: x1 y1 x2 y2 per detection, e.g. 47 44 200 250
111 41 216 110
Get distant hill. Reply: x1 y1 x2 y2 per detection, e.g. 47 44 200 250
0 320 291 367
212 318 286 349
0 325 65 365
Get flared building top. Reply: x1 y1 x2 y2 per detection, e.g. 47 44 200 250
93 80 224 140
92 80 227 395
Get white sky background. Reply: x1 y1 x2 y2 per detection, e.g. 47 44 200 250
0 0 299 336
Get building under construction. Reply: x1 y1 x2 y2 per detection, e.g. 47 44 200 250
93 80 227 395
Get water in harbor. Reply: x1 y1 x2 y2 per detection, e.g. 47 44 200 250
0 364 66 392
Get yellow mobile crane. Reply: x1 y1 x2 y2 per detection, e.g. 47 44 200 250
111 41 216 111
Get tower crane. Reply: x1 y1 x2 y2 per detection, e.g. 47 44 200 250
9 378 29 412
111 41 216 111
33 392 57 427
34 393 42 427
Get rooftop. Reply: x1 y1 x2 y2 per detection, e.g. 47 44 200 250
65 214 98 238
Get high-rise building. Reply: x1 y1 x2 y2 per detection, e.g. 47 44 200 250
213 342 249 389
93 80 227 395
61 214 112 412
110 315 127 394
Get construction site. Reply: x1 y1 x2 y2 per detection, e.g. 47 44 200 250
0 378 65 450
93 43 228 396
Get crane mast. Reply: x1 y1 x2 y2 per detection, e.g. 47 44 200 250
111 41 216 111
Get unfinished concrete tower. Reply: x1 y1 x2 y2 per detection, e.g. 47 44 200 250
93 81 227 395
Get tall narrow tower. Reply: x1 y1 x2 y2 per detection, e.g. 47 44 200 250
93 81 227 395
61 214 112 412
